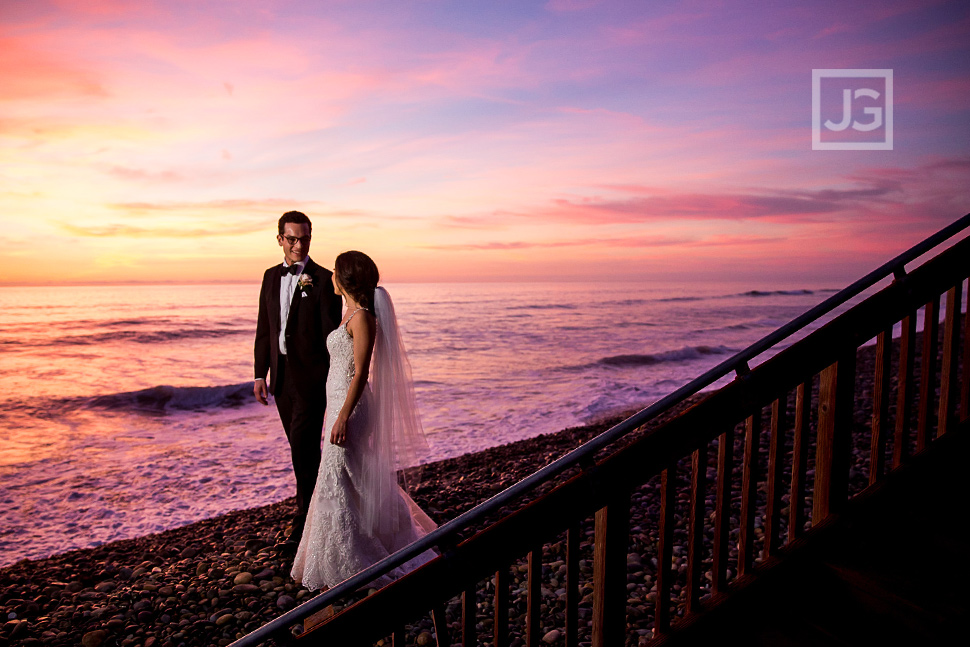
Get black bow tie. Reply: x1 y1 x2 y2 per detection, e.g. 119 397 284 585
283 264 302 276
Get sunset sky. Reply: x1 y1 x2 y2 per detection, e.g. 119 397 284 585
1 0 968 284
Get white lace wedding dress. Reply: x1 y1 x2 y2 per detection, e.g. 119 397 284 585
291 311 436 591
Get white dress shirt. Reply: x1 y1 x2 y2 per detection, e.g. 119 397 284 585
279 257 308 355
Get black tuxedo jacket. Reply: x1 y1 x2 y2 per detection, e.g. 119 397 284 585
254 258 343 401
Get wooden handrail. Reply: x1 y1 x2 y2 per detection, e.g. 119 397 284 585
232 214 970 647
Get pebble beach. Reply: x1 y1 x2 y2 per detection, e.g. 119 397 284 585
0 404 659 647
0 337 919 646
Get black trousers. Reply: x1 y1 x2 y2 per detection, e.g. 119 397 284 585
273 354 325 533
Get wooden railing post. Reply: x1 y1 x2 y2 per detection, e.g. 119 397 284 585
962 279 970 423
565 523 580 647
654 466 676 636
462 583 477 647
938 283 963 437
432 602 450 647
917 296 940 450
894 312 917 467
526 539 543 647
813 354 857 523
739 412 762 576
494 567 510 647
686 446 708 613
764 397 788 558
870 326 893 485
592 491 630 647
712 427 734 595
789 380 811 541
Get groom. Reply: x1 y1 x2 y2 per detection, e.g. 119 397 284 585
254 211 343 543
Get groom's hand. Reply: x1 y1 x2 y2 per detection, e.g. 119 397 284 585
254 379 269 405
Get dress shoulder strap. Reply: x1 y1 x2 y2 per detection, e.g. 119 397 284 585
344 306 368 327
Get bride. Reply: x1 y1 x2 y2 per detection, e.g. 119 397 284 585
291 251 436 592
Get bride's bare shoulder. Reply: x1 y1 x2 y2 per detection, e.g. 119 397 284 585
346 307 376 339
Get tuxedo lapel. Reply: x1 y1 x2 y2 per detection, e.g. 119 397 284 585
271 264 283 334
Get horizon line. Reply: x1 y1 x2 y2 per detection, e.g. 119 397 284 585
0 279 845 289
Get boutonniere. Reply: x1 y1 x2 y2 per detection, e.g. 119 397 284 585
297 273 313 295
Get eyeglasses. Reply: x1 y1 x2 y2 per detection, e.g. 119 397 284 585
281 235 311 246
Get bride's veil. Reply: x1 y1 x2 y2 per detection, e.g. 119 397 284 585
359 286 429 537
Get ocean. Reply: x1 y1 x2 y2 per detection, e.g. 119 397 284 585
0 280 864 566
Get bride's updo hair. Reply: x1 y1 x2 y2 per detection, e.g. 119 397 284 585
334 251 380 310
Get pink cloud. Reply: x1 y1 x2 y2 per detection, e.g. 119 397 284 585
422 240 586 251
598 11 713 48
48 0 159 18
687 234 787 248
104 166 186 183
545 0 605 13
58 222 263 238
103 198 373 220
0 36 109 101
813 23 853 39
897 75 970 110
436 214 514 230
539 189 868 225
536 159 966 227
421 234 690 252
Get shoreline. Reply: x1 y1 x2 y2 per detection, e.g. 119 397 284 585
0 338 895 646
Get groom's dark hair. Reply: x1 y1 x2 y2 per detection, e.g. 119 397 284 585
278 211 312 235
